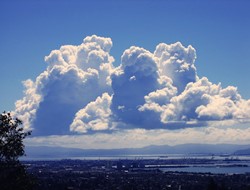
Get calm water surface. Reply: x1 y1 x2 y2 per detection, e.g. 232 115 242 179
160 166 250 174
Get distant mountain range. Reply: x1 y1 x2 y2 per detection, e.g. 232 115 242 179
234 148 250 155
23 144 250 159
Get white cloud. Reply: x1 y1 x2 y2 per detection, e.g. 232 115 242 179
15 35 114 135
110 46 161 127
15 35 250 137
14 79 41 131
70 93 112 133
154 42 198 93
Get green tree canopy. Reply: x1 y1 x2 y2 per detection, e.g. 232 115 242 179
0 111 34 190
0 111 31 163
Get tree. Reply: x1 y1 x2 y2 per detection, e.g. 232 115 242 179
0 111 34 190
0 111 31 162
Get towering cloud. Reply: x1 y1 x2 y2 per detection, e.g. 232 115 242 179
111 46 161 127
15 35 114 135
15 35 250 136
154 42 198 93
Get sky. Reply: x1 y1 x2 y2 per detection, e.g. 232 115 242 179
1 0 250 148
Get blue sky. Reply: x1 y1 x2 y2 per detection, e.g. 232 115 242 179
1 0 250 112
1 0 250 147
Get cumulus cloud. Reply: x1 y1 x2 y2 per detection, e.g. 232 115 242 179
110 46 162 127
15 35 114 135
70 93 112 133
15 35 250 136
154 42 198 93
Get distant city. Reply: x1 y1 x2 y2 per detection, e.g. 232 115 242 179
22 143 250 189
24 157 250 190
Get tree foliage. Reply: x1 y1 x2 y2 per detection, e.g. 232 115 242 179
0 111 34 190
0 111 31 162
